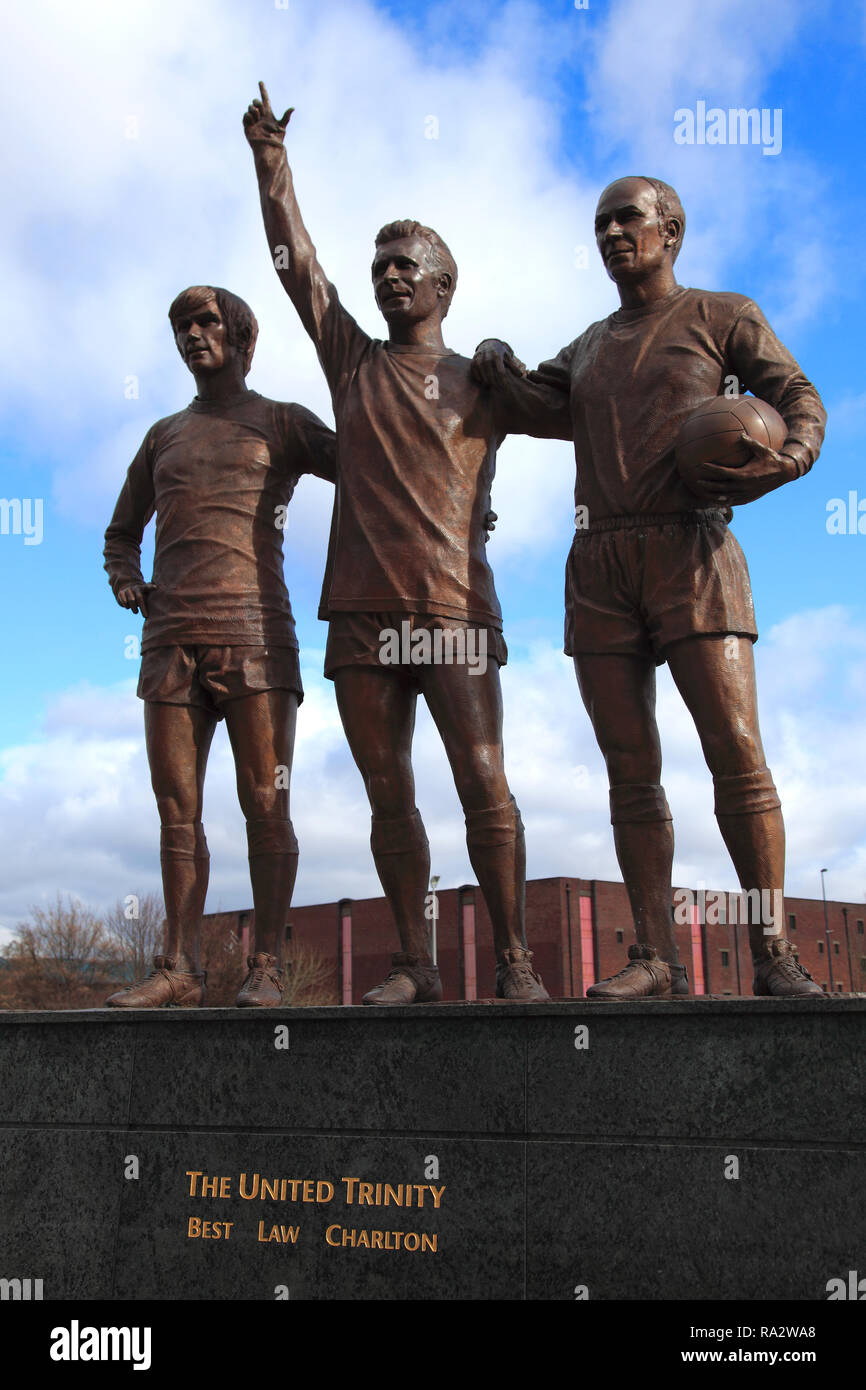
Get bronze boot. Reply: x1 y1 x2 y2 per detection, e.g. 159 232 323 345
753 939 825 998
106 955 206 1008
495 946 550 1001
236 953 284 1008
586 943 672 999
670 962 690 997
362 952 442 1005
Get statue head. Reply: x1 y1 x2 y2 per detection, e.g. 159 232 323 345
594 176 685 285
371 220 458 325
168 285 259 376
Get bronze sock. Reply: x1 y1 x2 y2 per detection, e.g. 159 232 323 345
370 810 432 960
465 796 526 957
713 768 785 960
160 821 209 968
609 783 677 962
246 818 299 963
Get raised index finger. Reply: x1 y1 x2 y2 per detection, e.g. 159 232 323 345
258 80 272 112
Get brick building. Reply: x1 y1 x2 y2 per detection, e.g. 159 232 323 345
208 877 866 1001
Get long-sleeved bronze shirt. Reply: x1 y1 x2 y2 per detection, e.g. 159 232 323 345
103 390 335 650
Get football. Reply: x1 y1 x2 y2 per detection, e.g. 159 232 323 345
675 395 787 491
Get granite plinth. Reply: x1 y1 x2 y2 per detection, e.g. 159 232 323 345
0 999 863 1301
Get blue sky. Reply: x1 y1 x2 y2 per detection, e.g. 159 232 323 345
1 0 864 939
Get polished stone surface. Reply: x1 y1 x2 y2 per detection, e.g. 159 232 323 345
526 1141 864 1301
113 1132 523 1301
0 1129 123 1299
1 1000 863 1299
124 1012 524 1133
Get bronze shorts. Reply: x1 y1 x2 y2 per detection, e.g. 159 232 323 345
564 513 758 664
138 644 303 717
324 612 507 681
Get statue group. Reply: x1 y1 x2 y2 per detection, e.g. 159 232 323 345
103 84 826 1009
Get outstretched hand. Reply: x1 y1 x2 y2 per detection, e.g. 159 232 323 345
471 339 527 387
243 81 294 147
687 434 796 507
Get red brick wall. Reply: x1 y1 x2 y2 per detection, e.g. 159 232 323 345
206 880 866 1000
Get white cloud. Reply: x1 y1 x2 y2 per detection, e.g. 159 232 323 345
1 0 606 568
584 0 832 330
1 0 830 577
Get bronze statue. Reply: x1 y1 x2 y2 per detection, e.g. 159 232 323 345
244 84 572 1004
103 286 336 1007
473 176 827 998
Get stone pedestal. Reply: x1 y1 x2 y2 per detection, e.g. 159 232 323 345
0 998 863 1300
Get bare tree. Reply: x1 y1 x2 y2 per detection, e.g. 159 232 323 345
103 892 165 982
284 944 337 1006
2 894 115 1009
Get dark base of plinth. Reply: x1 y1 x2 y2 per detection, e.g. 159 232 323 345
0 999 863 1300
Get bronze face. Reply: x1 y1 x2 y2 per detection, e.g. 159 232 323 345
172 298 228 372
372 236 452 327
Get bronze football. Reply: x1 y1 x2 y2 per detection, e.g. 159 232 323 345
675 395 787 486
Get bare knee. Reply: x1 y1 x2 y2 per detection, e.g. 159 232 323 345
152 786 201 825
701 722 764 778
363 757 415 819
236 780 288 822
452 744 509 810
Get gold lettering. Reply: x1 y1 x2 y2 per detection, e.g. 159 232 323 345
186 1171 202 1197
318 1222 438 1253
187 1216 201 1238
383 1183 403 1207
316 1181 334 1203
240 1172 260 1200
257 1220 269 1242
219 1176 232 1199
342 1177 359 1204
429 1185 446 1208
201 1176 219 1197
358 1182 374 1205
302 1180 314 1201
260 1177 279 1201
